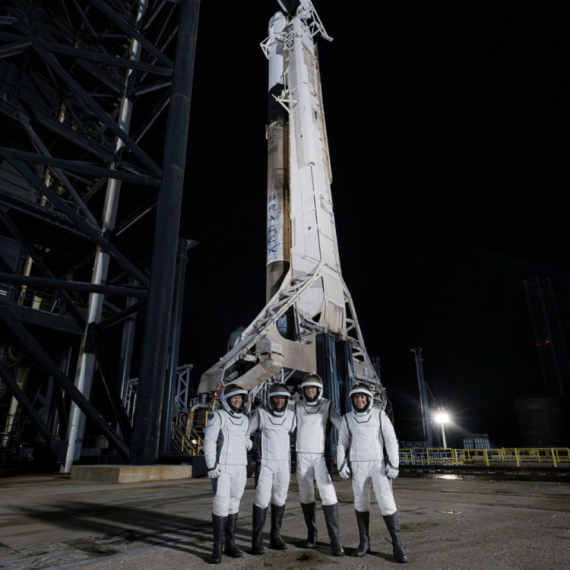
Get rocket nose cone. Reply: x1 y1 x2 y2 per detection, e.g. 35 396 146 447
269 11 287 34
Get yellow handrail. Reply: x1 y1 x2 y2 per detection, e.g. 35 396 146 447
399 447 570 467
171 423 205 456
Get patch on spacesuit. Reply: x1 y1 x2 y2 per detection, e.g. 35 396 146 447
208 413 215 422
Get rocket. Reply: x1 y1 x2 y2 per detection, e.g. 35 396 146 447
199 1 385 407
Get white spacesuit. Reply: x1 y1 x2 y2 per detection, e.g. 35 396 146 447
337 383 408 563
204 383 251 564
248 383 295 554
295 374 344 556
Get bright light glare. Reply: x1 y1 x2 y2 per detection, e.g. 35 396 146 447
434 411 450 424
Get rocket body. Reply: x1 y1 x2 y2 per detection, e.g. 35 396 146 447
199 4 382 401
266 12 290 301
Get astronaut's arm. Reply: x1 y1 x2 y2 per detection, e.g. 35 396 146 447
204 412 221 470
336 418 350 469
329 404 343 431
248 410 260 435
381 410 399 469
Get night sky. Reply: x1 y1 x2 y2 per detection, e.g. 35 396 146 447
178 2 567 445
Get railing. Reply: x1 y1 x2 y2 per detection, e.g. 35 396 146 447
399 447 570 468
0 284 87 312
170 413 209 456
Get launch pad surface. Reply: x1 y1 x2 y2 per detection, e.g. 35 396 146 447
1 472 568 569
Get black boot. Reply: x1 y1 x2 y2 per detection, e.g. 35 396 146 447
322 503 344 556
224 513 243 558
300 502 318 548
354 510 370 557
211 513 226 564
383 512 408 563
269 503 287 550
251 504 267 555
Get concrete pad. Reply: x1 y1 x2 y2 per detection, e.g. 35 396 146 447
0 473 569 569
70 465 193 483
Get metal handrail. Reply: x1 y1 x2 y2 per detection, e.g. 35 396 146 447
399 447 570 467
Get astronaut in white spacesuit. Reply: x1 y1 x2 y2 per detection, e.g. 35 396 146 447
337 383 408 563
295 373 344 556
204 383 251 564
248 382 296 554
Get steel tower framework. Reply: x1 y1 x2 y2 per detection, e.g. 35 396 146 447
0 0 200 469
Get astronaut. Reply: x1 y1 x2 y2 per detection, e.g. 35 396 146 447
204 383 251 565
337 383 408 563
248 382 296 554
295 373 344 556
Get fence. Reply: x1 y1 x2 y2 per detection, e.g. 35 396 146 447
399 447 570 468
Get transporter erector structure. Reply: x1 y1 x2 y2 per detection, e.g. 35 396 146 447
199 0 385 413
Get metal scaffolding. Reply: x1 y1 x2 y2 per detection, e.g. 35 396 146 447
0 0 200 470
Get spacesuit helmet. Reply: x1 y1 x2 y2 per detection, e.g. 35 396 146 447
349 383 373 414
301 373 323 406
220 383 248 417
267 383 291 417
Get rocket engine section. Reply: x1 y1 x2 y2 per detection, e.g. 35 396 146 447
199 1 385 409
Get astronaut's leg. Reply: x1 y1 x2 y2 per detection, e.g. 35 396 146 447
254 463 273 509
210 470 231 564
296 453 315 503
383 511 408 563
313 455 337 505
351 462 371 557
372 464 408 563
314 457 344 556
351 462 372 512
224 465 246 558
211 513 226 565
296 454 317 548
212 469 231 517
269 462 290 550
251 465 272 555
371 463 397 516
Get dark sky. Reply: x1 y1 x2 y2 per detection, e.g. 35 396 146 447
179 2 567 445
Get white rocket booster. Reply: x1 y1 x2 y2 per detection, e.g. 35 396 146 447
266 11 290 301
199 1 384 404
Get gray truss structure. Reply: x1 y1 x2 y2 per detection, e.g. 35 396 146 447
0 0 200 468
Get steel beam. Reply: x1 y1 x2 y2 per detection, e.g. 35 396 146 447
0 31 174 75
0 360 67 464
131 0 200 465
0 305 130 460
88 0 174 68
86 326 132 445
94 299 146 331
159 239 195 452
0 273 149 298
2 148 161 188
0 153 150 286
36 47 162 177
0 209 86 326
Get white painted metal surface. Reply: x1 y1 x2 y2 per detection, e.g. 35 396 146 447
199 4 381 398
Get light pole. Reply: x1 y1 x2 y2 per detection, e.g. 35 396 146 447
434 409 450 448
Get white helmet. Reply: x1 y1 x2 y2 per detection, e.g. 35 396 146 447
349 383 373 415
267 383 291 417
301 373 323 406
220 383 248 417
